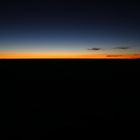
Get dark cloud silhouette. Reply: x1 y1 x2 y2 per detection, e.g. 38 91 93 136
106 54 140 58
132 54 140 58
106 55 124 57
87 48 101 51
113 46 130 50
133 54 140 56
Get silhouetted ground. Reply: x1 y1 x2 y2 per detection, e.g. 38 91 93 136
1 59 140 135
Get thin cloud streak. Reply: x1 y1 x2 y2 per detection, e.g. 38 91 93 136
87 48 102 51
113 46 130 50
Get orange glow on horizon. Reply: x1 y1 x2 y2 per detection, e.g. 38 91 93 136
0 52 140 59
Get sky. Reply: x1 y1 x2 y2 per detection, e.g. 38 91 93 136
0 0 140 58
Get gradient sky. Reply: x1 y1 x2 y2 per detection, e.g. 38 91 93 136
0 0 140 58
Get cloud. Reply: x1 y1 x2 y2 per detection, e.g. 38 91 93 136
87 48 101 51
132 54 140 58
106 55 124 57
113 46 130 50
133 54 140 56
106 54 140 58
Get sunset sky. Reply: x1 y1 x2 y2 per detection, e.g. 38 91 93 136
0 0 140 59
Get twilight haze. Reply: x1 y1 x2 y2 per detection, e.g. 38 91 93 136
0 0 140 59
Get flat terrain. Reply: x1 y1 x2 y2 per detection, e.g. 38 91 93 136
1 59 140 134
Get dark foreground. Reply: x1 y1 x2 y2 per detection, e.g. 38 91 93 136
1 59 140 135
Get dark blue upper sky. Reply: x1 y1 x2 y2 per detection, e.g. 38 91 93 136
0 0 140 54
